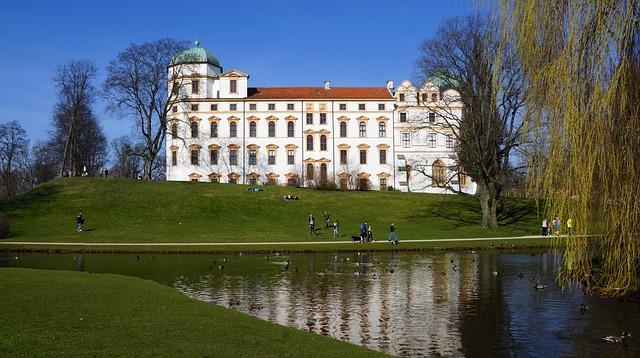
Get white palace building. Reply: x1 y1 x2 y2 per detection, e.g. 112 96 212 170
166 42 476 194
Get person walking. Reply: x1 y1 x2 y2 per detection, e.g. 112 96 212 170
367 224 374 242
333 219 340 238
541 219 548 236
323 211 330 228
552 217 560 236
76 212 85 232
566 218 574 235
388 223 399 246
360 221 368 242
308 214 316 236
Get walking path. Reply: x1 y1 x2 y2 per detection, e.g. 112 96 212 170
0 235 557 246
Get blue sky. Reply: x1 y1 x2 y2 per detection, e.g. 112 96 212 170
0 0 472 143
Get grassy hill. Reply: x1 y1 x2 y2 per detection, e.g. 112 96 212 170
0 178 539 243
0 268 386 357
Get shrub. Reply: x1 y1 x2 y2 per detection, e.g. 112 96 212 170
313 182 339 191
0 218 10 238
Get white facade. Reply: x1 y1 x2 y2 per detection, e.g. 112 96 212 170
166 43 475 194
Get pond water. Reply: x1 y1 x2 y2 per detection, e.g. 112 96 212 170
1 249 638 357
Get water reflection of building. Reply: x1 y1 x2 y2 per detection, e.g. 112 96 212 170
177 253 481 357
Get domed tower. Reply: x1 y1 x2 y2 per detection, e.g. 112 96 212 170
169 40 222 98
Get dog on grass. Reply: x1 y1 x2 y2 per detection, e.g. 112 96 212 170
351 235 362 243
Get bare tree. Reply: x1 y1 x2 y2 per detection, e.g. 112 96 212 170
104 38 191 180
52 60 99 177
416 15 526 229
0 120 29 198
110 136 144 179
15 141 57 191
48 103 107 177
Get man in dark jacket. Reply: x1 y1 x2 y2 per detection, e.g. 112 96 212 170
76 212 85 232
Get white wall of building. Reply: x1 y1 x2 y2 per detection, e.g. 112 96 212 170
166 63 475 194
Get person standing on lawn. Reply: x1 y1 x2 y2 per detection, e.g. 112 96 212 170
308 214 316 236
323 211 330 228
333 219 340 238
76 212 85 232
388 223 399 246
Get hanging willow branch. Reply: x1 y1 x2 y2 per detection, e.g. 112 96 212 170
497 0 640 297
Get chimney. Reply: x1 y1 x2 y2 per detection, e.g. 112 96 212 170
324 80 331 90
386 80 394 90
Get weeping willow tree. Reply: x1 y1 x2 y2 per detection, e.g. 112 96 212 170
497 1 640 297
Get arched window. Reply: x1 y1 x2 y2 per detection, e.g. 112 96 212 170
306 135 313 151
190 122 199 138
229 122 237 137
268 121 276 137
171 123 178 137
320 163 327 183
287 121 295 137
378 122 386 137
320 135 327 151
190 148 199 165
359 122 366 137
340 122 347 137
306 163 314 180
432 160 447 187
210 122 218 138
249 121 257 137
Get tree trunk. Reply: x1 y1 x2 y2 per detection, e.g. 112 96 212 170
478 182 498 229
143 152 155 180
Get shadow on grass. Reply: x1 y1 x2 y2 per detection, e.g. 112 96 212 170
0 184 60 215
407 197 536 228
407 199 482 225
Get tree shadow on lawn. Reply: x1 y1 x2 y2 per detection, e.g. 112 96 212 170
0 184 61 215
407 198 536 228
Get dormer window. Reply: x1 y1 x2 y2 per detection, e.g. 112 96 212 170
230 79 237 93
432 93 438 101
191 80 199 94
399 93 405 101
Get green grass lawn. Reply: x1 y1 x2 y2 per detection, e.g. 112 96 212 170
0 267 385 357
0 178 540 244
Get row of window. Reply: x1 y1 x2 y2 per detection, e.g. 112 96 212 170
172 102 389 113
172 121 388 139
400 132 455 148
398 112 437 123
200 171 388 190
186 79 238 95
397 92 439 102
172 147 388 167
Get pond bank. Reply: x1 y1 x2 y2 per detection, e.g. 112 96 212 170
0 236 563 254
0 268 386 357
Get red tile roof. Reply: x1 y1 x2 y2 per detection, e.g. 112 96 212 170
246 87 394 100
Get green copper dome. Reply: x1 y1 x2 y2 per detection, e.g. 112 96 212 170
172 40 221 67
428 74 459 89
